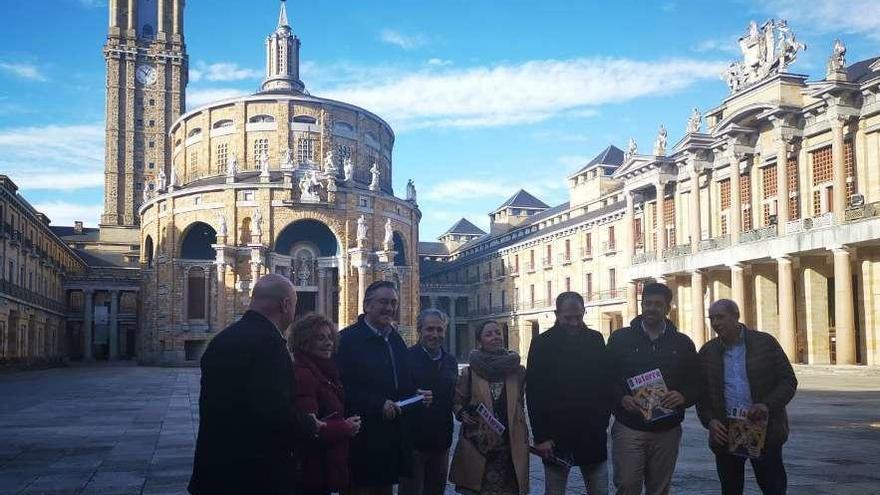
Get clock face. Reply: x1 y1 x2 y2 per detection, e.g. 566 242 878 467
136 65 158 86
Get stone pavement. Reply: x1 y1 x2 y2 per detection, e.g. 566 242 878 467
0 366 878 495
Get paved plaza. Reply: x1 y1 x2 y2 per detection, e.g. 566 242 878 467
0 365 878 495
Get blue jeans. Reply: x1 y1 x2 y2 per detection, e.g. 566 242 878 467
715 446 787 495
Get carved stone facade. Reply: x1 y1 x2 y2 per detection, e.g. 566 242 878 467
138 3 420 365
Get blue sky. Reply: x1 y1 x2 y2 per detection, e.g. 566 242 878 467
1 0 878 240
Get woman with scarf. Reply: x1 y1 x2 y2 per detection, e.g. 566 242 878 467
450 320 529 495
289 314 362 495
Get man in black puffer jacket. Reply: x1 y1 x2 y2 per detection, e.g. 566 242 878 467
607 282 701 495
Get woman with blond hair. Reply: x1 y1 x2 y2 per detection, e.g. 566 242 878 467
449 320 529 495
289 313 362 495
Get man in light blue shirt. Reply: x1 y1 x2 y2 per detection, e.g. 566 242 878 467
723 326 752 415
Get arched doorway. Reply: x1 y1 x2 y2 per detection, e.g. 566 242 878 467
180 222 217 260
274 219 341 322
393 232 407 266
144 235 154 267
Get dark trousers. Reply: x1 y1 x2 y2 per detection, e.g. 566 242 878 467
715 446 787 495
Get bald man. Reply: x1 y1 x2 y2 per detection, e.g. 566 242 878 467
190 274 320 495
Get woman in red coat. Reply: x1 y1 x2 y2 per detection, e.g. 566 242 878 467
289 313 361 495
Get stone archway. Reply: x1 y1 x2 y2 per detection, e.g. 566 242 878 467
274 219 341 322
179 222 217 260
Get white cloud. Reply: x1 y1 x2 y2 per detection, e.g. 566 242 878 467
186 88 249 109
422 175 566 204
189 61 262 83
76 0 105 7
321 57 725 130
692 37 741 55
762 0 880 40
379 29 427 50
427 58 452 67
0 62 47 82
0 123 104 191
31 201 103 228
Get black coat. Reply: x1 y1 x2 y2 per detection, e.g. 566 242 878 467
189 311 317 495
606 316 701 432
526 324 611 465
336 316 417 487
407 345 458 452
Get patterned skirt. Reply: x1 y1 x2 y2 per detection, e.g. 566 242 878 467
456 447 519 495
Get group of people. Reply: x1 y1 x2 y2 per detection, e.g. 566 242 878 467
188 274 798 495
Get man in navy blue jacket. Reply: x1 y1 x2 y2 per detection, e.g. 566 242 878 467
337 281 433 495
400 308 459 495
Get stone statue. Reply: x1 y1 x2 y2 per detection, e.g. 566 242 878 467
252 207 262 236
356 215 367 242
723 19 806 94
280 147 294 169
168 166 179 188
653 125 668 156
142 183 151 203
217 213 228 237
299 170 321 201
369 163 380 190
626 138 638 159
343 156 354 182
226 153 238 178
157 168 167 190
406 179 417 203
259 151 270 177
686 107 702 134
826 39 847 77
323 150 334 171
383 219 394 248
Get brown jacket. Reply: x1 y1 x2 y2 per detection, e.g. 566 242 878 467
449 366 529 495
696 327 798 452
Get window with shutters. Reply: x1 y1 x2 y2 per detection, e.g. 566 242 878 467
787 156 800 220
845 140 856 199
741 171 752 231
297 137 315 165
215 143 228 172
762 165 777 225
585 273 593 301
811 146 833 215
253 138 269 166
662 198 675 247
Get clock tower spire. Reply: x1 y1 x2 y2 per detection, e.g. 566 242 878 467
102 0 188 231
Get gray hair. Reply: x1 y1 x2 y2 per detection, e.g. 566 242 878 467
709 299 740 318
417 308 449 330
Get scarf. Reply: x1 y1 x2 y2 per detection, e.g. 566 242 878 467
468 348 521 382
293 350 344 396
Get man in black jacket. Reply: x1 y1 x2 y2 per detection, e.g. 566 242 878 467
399 308 458 495
189 274 320 495
697 299 797 495
607 282 700 495
336 281 433 495
527 292 611 495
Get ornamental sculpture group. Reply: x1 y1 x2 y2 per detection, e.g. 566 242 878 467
723 19 806 94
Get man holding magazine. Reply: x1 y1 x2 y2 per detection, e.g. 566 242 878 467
696 299 797 495
606 282 701 495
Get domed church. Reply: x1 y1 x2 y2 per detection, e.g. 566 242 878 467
138 1 420 364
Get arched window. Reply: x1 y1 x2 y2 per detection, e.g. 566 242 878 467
248 114 276 124
213 119 234 129
187 128 202 138
292 115 317 124
187 267 208 321
393 232 407 266
180 222 217 260
144 236 154 267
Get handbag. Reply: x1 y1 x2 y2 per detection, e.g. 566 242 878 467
460 367 504 456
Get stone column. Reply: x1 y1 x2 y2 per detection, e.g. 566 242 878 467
655 181 666 254
215 263 226 330
729 263 745 316
626 281 639 322
127 0 136 31
688 157 702 248
691 270 706 347
317 269 329 317
776 133 791 234
831 116 848 223
776 256 797 361
625 191 635 260
109 290 119 360
357 266 367 314
157 0 165 33
83 289 94 361
832 246 856 364
728 146 743 243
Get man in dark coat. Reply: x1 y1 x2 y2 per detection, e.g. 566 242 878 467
336 281 432 495
400 308 459 495
527 292 611 495
189 274 320 495
697 299 797 495
607 282 700 495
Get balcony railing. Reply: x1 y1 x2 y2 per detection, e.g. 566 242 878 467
662 244 691 259
740 224 778 244
845 201 880 223
541 257 553 269
526 262 536 273
585 288 625 302
519 299 548 311
787 212 833 234
602 241 617 254
560 253 572 265
580 247 593 260
632 251 656 265
0 279 65 313
699 235 730 251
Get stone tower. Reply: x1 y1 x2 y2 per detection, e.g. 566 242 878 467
261 0 304 93
102 0 188 234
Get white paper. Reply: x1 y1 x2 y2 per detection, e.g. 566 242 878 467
396 394 425 408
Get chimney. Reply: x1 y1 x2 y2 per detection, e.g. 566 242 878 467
74 221 83 234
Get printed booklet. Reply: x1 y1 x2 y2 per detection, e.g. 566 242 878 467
727 406 767 459
626 368 675 422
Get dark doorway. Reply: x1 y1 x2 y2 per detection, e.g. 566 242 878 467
296 291 317 317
